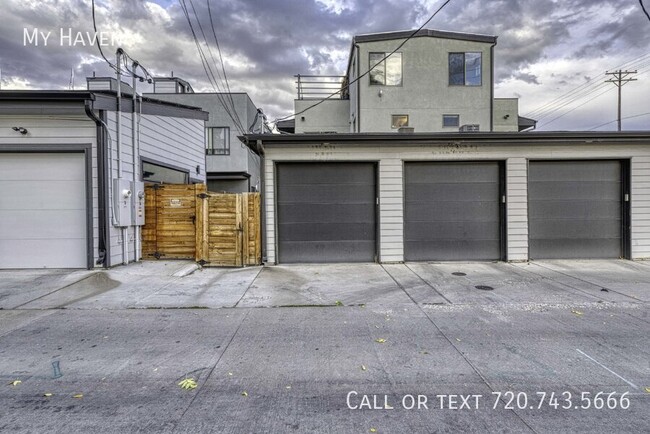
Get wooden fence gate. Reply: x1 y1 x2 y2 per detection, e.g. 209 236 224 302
142 184 261 266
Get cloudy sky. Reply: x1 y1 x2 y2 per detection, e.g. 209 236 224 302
1 0 649 130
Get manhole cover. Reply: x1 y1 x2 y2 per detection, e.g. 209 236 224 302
475 285 494 291
452 272 466 276
601 288 609 292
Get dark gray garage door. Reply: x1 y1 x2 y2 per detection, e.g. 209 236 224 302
276 163 376 263
404 162 503 261
528 160 623 259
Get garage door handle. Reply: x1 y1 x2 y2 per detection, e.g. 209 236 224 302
501 195 506 203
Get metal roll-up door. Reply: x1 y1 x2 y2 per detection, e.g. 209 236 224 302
276 162 376 263
0 153 87 268
528 160 623 259
404 162 503 261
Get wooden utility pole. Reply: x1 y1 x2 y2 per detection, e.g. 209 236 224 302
605 70 637 131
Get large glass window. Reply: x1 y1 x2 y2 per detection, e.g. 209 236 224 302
142 161 189 184
449 52 482 86
369 52 402 86
206 127 230 155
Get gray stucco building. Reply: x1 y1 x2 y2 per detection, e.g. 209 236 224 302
146 77 264 193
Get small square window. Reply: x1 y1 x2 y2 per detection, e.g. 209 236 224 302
391 115 409 129
449 52 482 86
442 114 460 127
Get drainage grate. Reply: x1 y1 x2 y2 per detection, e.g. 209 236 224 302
475 285 494 291
452 272 467 276
601 288 609 292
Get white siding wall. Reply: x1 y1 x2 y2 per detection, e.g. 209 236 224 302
0 115 100 266
506 158 528 261
631 156 650 258
265 143 650 263
106 111 205 267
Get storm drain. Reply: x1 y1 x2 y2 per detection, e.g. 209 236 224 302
452 272 467 276
475 285 494 291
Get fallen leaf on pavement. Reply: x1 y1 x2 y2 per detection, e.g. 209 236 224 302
571 309 583 316
361 365 367 371
370 429 377 433
73 394 83 399
43 393 53 397
9 380 21 387
241 391 248 397
178 378 198 390
375 338 386 344
335 301 343 306
644 387 650 393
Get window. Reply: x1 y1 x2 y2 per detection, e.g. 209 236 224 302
442 114 460 127
142 161 189 184
391 115 409 129
206 127 230 155
369 52 402 86
449 52 482 86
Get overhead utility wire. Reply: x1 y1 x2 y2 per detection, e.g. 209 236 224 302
179 0 241 132
207 0 243 131
640 0 650 22
535 62 650 128
538 85 616 128
178 0 245 134
524 52 650 119
273 0 453 123
187 0 245 132
588 111 650 130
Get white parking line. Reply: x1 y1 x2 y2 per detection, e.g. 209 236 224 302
576 348 639 389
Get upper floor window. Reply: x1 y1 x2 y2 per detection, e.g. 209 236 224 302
369 52 402 86
206 127 230 155
449 52 482 86
442 114 460 127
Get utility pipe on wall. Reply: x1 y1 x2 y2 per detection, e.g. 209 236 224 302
116 48 128 265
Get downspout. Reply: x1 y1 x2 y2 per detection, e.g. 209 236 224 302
132 62 138 263
116 48 127 265
84 98 108 268
355 44 361 133
490 41 496 132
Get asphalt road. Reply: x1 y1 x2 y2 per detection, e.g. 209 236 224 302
0 261 649 433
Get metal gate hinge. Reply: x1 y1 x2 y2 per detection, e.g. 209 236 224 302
197 193 209 199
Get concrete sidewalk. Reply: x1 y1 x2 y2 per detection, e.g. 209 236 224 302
1 260 648 310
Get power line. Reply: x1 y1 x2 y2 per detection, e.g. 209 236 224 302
640 0 650 22
273 0 454 124
538 85 615 129
178 0 246 134
588 111 650 130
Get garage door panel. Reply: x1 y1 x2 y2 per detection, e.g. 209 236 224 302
405 183 497 202
277 163 376 263
0 180 86 210
278 241 376 263
404 162 502 261
278 163 375 184
406 163 498 183
0 239 87 269
528 182 620 201
529 218 621 238
528 161 621 181
528 201 621 220
406 240 500 261
278 184 375 203
406 201 499 220
0 210 86 239
406 220 500 240
528 160 623 259
0 154 85 180
278 222 375 242
278 203 375 224
530 239 621 259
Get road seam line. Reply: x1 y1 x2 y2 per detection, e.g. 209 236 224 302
575 348 639 389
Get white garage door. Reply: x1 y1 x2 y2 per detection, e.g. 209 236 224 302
0 153 87 268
